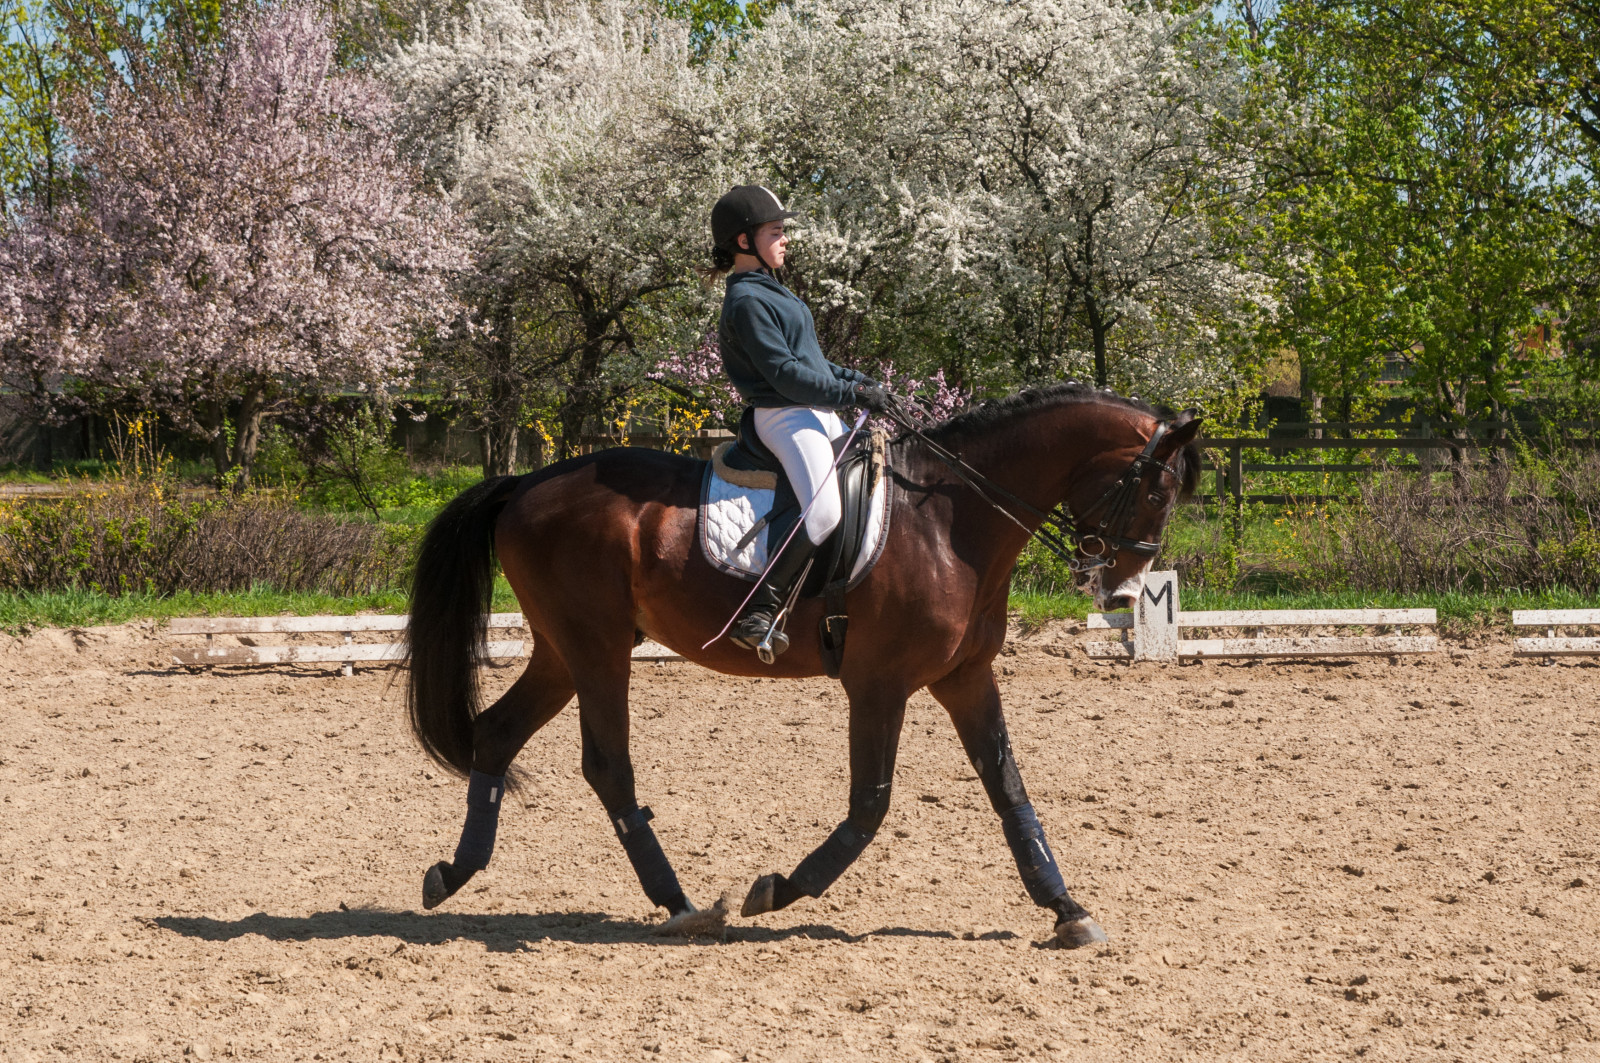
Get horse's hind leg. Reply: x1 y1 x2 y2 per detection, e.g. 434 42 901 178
422 640 574 910
741 681 908 916
929 659 1107 948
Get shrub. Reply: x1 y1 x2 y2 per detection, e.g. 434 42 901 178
0 484 413 596
1016 448 1600 600
1329 454 1600 594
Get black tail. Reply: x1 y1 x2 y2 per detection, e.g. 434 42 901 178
405 474 520 776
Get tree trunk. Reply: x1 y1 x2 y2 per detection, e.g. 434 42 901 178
480 416 519 478
478 362 523 478
557 296 619 458
202 400 230 486
1085 295 1109 388
1302 358 1322 440
229 386 266 492
473 296 526 478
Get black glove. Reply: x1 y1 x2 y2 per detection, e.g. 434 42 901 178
854 382 891 412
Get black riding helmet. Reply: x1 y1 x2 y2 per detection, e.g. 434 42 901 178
711 184 797 273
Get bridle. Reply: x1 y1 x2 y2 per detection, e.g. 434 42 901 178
882 398 1180 574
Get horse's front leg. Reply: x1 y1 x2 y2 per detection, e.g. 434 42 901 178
928 659 1108 948
742 682 907 916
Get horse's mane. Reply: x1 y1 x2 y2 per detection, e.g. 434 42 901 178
917 381 1203 499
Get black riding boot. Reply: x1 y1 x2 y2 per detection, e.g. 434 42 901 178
729 534 818 659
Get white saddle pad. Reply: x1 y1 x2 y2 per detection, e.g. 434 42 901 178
699 466 890 584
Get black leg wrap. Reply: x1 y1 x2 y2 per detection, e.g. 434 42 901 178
788 819 875 898
452 770 506 873
998 802 1068 907
612 805 688 912
1051 894 1090 923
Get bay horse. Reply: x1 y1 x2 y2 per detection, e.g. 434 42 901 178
403 384 1202 946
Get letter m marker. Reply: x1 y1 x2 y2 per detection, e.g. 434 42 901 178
1134 570 1180 662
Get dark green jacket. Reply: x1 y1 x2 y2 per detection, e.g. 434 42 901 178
718 270 863 408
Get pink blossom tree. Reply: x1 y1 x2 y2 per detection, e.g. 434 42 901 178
0 3 466 487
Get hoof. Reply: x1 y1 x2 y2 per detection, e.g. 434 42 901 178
1053 914 1110 949
653 892 731 939
741 873 781 917
422 858 454 909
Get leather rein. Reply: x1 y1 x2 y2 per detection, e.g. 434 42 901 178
882 398 1178 574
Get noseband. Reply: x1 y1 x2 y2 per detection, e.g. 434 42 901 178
885 402 1179 573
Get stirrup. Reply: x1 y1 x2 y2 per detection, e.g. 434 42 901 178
755 621 790 664
731 612 790 659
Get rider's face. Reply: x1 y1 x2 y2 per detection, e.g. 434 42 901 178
738 220 788 269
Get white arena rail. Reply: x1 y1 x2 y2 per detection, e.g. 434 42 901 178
1511 610 1600 657
170 613 682 675
1085 571 1437 662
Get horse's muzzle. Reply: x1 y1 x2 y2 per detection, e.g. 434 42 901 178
1095 569 1149 615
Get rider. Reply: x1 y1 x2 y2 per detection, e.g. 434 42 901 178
709 184 890 657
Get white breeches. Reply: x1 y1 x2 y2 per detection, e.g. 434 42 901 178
753 405 847 546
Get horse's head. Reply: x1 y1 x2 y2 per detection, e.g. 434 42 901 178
1070 409 1203 613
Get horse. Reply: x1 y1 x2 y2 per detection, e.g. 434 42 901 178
403 383 1202 947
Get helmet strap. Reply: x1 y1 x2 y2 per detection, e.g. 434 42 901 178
741 227 779 279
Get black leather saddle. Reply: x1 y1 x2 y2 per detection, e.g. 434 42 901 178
720 406 884 676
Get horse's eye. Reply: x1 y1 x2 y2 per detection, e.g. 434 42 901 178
1146 492 1166 508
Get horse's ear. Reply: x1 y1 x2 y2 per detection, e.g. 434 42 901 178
1156 412 1203 456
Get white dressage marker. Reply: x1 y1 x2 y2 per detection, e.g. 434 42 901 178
170 613 682 675
1086 571 1437 662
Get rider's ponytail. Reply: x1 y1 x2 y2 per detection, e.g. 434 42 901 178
699 245 737 289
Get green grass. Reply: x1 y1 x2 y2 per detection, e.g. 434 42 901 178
0 577 522 633
4 575 1593 635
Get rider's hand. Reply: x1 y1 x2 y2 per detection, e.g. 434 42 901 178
854 382 891 412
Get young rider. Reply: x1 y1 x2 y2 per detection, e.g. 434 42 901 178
709 185 890 658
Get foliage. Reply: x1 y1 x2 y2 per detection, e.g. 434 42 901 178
255 412 483 517
383 0 704 471
0 484 415 596
684 0 1278 406
0 2 467 487
1256 0 1585 426
648 332 744 446
657 0 774 63
0 0 68 216
0 584 412 634
291 405 411 519
0 0 230 216
1329 458 1600 593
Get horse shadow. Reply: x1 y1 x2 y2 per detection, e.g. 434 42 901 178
150 907 962 952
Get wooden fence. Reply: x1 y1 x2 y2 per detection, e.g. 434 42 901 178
1202 420 1599 505
170 614 683 675
1511 610 1600 658
1084 571 1438 662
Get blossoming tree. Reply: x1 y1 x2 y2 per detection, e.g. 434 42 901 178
0 3 465 487
384 0 707 469
690 0 1275 403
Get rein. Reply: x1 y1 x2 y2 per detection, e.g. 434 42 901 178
881 397 1177 573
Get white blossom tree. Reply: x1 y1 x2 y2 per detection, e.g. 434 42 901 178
687 0 1275 402
384 0 710 469
0 2 466 486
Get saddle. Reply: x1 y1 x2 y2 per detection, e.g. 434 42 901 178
701 407 891 677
